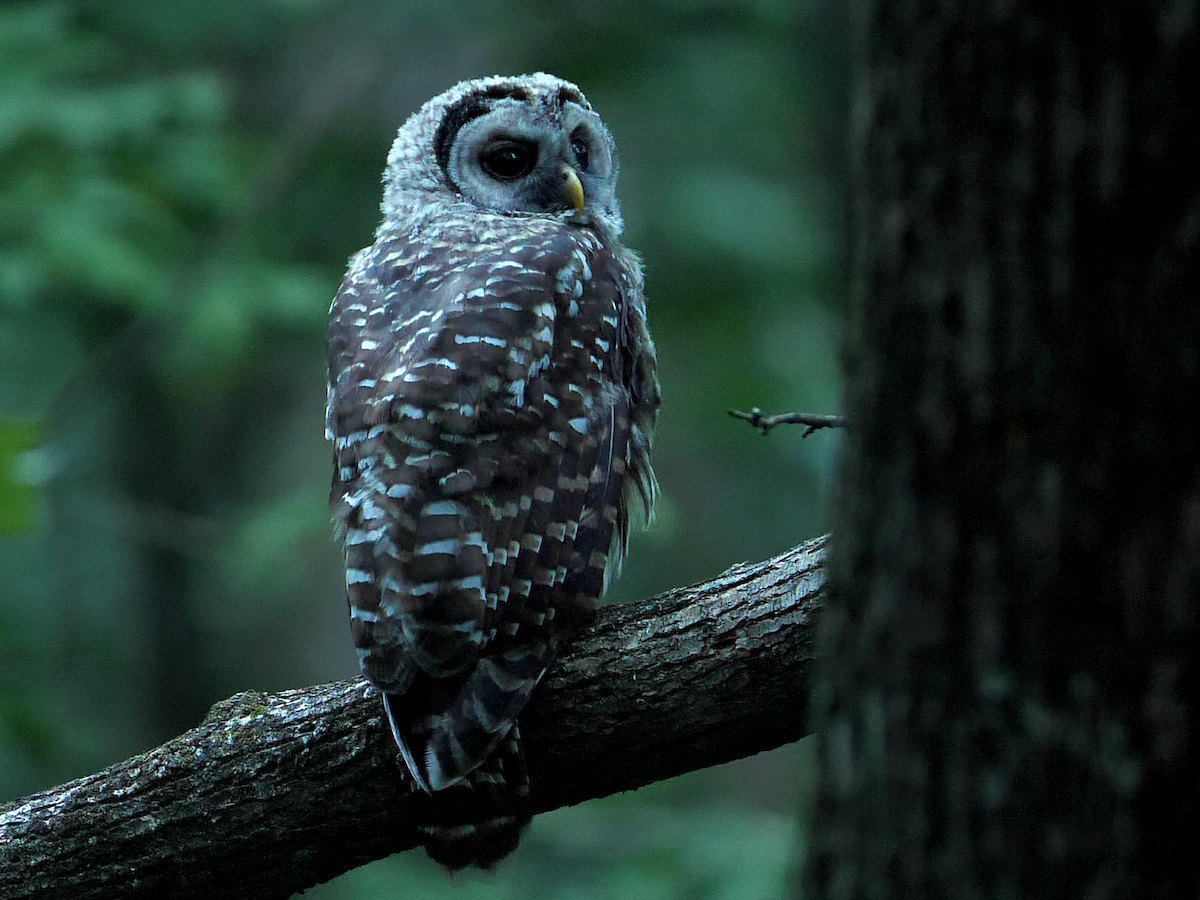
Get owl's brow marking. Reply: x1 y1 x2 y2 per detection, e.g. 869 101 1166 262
433 84 534 180
554 85 585 108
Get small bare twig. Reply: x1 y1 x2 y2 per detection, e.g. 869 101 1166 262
728 408 848 438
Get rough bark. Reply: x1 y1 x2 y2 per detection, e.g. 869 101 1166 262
0 536 825 900
804 1 1199 898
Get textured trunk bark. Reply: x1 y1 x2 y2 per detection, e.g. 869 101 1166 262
804 1 1199 898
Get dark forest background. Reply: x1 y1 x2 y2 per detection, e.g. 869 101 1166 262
0 2 848 897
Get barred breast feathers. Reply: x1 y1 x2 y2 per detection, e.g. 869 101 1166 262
326 196 660 788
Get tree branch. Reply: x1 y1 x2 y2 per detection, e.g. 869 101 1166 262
0 536 826 900
728 408 848 437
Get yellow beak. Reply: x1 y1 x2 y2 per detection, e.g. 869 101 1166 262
561 165 585 212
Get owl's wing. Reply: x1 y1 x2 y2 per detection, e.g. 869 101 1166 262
328 230 630 793
328 234 561 673
389 388 629 792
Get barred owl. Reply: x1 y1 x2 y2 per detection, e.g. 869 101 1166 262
326 74 658 867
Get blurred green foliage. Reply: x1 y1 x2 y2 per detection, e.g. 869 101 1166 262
0 421 40 535
0 1 846 897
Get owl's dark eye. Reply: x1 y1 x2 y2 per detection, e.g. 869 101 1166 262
480 140 538 180
570 132 590 171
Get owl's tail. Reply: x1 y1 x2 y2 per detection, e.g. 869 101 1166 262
382 638 556 793
420 723 532 870
381 645 556 870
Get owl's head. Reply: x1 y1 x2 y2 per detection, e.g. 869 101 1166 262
382 73 622 231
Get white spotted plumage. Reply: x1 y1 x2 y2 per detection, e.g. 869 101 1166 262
326 74 658 869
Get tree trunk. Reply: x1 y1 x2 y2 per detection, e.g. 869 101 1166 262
803 1 1199 898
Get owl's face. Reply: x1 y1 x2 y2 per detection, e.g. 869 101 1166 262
382 74 622 230
445 97 615 217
